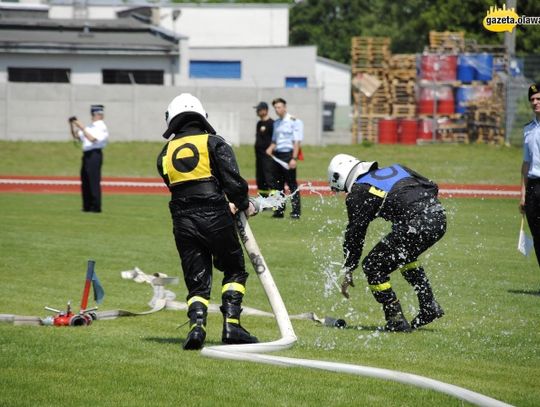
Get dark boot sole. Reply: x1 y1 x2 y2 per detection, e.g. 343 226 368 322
183 331 206 350
411 310 445 329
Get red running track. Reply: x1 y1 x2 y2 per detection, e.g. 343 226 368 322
0 175 520 199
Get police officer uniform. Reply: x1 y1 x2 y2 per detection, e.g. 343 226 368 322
329 155 446 331
522 83 540 266
157 93 258 350
77 105 108 212
271 112 303 218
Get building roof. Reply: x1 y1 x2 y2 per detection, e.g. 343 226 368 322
0 18 180 55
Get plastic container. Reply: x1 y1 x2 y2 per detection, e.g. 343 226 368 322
455 86 475 113
457 54 475 83
474 53 493 81
420 54 457 81
378 118 398 144
398 119 418 144
418 87 435 114
437 86 455 114
417 119 434 141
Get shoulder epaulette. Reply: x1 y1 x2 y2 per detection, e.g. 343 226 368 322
290 116 296 121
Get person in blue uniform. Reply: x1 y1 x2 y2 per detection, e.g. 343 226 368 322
266 98 303 219
520 83 540 267
328 154 446 332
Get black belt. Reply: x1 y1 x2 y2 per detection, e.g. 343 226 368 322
528 178 540 185
171 181 220 199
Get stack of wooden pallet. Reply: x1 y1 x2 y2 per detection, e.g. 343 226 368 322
351 37 391 70
351 37 392 143
389 54 417 117
428 31 465 53
464 98 505 144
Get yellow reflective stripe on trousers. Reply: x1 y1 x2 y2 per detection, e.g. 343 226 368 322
222 282 246 294
190 323 206 331
187 296 209 307
226 318 239 324
399 261 420 273
369 282 392 292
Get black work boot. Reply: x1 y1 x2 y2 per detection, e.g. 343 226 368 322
402 267 444 329
411 300 444 329
220 304 258 344
183 305 207 350
383 301 411 332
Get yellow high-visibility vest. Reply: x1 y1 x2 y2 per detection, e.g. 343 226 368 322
162 134 212 185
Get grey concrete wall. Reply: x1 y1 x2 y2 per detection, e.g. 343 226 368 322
0 83 322 145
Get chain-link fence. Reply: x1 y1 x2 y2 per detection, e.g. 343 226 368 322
506 55 540 147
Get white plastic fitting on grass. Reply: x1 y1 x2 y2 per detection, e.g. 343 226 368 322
200 213 513 407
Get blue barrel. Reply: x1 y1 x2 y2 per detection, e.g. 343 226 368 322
455 86 475 113
457 54 475 83
474 53 493 81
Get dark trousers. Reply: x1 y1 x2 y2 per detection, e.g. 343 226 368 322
255 150 274 196
273 150 301 216
81 149 102 212
525 178 540 266
362 207 447 285
169 204 249 301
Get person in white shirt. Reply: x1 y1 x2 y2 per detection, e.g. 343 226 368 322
69 104 109 213
520 84 540 266
265 98 304 219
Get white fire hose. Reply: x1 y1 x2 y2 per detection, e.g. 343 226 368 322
0 211 512 406
200 212 512 407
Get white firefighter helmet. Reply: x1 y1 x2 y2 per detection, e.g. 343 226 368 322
162 93 215 138
165 93 207 126
328 154 377 192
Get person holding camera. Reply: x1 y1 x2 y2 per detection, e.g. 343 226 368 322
69 104 109 213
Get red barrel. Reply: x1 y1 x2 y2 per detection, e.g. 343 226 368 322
437 86 455 114
421 54 457 81
398 119 418 144
418 87 435 114
417 119 434 141
378 118 398 144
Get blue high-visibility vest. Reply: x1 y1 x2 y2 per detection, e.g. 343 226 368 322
356 165 411 195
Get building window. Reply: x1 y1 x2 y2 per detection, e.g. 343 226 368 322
102 69 164 85
285 77 308 88
190 61 241 79
8 67 70 83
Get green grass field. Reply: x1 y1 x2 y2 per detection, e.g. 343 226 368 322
0 142 538 406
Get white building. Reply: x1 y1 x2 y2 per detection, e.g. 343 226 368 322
0 1 352 143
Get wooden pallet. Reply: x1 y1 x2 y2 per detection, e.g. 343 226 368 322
352 114 380 144
351 37 392 69
429 31 465 52
392 104 417 117
389 54 417 70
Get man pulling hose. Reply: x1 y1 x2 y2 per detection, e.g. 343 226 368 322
157 93 258 350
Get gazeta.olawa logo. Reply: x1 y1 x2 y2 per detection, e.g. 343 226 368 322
483 4 540 32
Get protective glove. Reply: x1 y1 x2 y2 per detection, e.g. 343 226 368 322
340 267 354 299
245 197 261 217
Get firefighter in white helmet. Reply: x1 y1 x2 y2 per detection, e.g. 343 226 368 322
328 154 446 331
157 93 258 349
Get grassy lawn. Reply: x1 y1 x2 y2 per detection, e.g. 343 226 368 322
0 142 538 406
0 141 524 184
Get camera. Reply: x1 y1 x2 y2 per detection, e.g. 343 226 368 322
69 116 77 122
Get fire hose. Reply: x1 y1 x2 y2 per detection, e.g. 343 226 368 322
199 212 512 407
0 213 512 406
